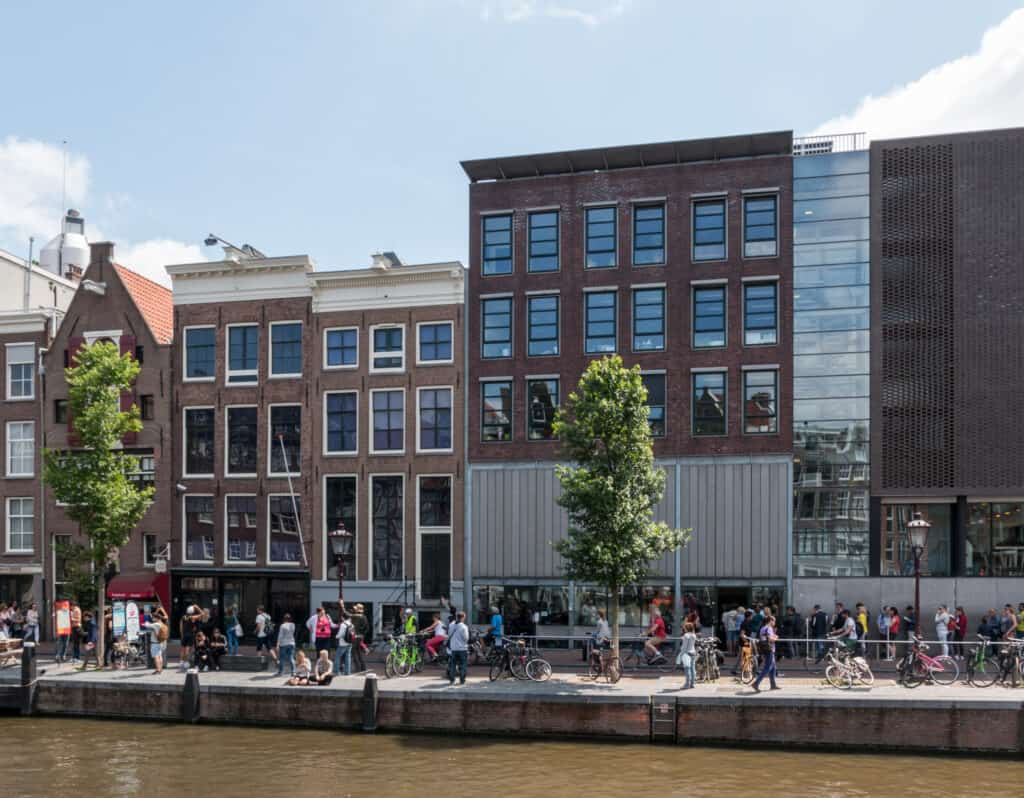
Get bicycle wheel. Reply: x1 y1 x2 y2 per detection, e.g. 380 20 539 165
739 659 755 685
509 654 529 680
587 655 602 680
489 658 505 682
526 658 552 682
903 658 928 688
969 656 999 688
384 654 396 679
621 651 640 672
656 652 675 674
929 655 959 685
825 663 852 689
855 662 875 686
606 657 622 684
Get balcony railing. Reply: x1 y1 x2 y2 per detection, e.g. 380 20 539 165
793 133 867 155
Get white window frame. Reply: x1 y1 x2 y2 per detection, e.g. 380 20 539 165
182 325 216 383
6 342 35 400
267 493 303 566
415 474 454 602
323 390 359 456
416 385 454 454
182 406 216 479
6 420 34 477
267 403 302 478
415 321 455 366
322 473 358 582
225 322 259 385
142 533 158 568
5 497 34 553
323 326 359 371
269 320 303 379
181 493 216 565
224 493 259 565
224 405 259 478
369 323 406 374
367 473 405 582
369 388 406 455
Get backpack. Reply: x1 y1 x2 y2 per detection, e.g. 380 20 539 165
343 621 354 644
260 614 274 636
156 622 168 643
756 636 772 657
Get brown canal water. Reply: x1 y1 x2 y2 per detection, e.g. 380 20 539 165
4 717 1023 797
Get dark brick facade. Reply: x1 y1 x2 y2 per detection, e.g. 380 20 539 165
467 153 794 462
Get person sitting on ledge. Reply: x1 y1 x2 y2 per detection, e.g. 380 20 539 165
193 631 212 672
209 628 227 671
311 649 334 686
288 651 312 685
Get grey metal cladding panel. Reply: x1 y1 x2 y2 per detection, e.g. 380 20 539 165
651 467 675 577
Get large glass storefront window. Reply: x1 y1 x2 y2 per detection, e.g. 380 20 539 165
880 504 952 576
574 585 676 629
474 585 570 628
966 502 1024 576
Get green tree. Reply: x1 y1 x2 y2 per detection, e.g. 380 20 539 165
53 539 98 608
43 341 153 666
553 355 691 654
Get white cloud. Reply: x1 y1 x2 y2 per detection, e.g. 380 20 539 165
0 136 204 287
809 8 1024 140
477 0 631 27
116 239 203 288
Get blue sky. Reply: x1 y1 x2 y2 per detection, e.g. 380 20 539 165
2 1 1023 285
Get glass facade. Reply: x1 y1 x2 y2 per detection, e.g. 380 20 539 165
966 502 1024 577
792 150 871 577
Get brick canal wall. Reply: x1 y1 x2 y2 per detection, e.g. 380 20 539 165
23 679 1024 754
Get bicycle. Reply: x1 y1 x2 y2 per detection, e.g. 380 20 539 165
384 634 421 678
734 640 759 684
621 638 676 673
694 637 720 683
965 635 999 688
896 635 958 687
823 642 873 688
995 639 1024 688
586 640 622 684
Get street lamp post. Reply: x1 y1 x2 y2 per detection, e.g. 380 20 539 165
907 512 931 636
328 523 354 606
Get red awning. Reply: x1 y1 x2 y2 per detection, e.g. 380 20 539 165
107 572 166 602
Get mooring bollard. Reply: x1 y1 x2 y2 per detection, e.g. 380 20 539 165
20 643 36 716
362 673 378 732
183 670 201 724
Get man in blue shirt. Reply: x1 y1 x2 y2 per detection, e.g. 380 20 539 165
488 606 504 648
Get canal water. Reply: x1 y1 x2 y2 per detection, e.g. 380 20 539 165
4 717 1023 797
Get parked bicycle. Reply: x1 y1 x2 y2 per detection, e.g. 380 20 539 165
695 636 721 683
824 642 874 689
965 634 1000 688
384 634 421 678
735 639 759 685
896 635 958 687
586 641 622 684
996 638 1024 688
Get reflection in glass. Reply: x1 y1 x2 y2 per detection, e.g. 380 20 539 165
793 172 869 200
794 330 869 356
794 308 869 334
794 375 869 399
794 263 870 289
794 218 870 245
966 502 1024 577
794 398 869 422
793 150 869 178
794 285 869 311
794 352 869 376
794 196 869 222
642 374 666 438
795 240 870 266
692 372 725 435
881 504 952 576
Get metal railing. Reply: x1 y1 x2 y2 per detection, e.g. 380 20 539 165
793 132 867 155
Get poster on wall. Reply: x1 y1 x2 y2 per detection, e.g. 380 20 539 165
112 601 126 638
55 601 71 636
126 601 140 641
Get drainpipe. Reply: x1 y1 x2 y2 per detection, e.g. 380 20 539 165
38 344 48 636
673 462 682 632
786 456 794 606
23 238 34 311
462 272 472 618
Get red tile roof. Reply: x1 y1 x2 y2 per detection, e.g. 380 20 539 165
113 264 173 344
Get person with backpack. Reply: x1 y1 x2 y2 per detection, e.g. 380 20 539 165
143 614 168 674
751 614 780 692
254 605 273 656
332 611 353 675
275 613 297 676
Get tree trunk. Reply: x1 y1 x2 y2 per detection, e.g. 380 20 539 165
97 571 106 670
610 583 620 657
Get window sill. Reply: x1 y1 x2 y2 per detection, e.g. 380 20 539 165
183 377 216 384
417 448 454 455
181 560 216 566
267 561 303 567
323 364 359 371
323 451 358 458
415 359 455 367
692 257 728 265
368 451 406 457
4 397 35 403
631 262 666 269
225 473 259 479
267 472 303 479
225 560 259 566
182 474 215 480
369 368 406 376
4 474 35 480
5 549 34 555
268 374 302 380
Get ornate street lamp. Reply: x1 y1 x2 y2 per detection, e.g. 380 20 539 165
328 523 354 605
907 512 931 636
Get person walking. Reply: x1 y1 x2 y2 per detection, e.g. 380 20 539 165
78 611 100 670
886 606 900 660
70 602 83 662
225 606 240 655
142 613 167 674
334 612 353 676
934 605 951 657
876 606 890 661
180 605 199 671
23 603 39 644
722 606 738 656
677 621 697 690
350 603 368 673
254 605 273 657
751 615 780 692
955 606 968 659
902 606 917 640
447 611 470 686
54 603 71 664
275 613 297 677
809 605 828 662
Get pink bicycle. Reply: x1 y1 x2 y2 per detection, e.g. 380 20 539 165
897 634 959 687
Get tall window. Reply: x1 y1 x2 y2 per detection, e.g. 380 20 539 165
325 476 356 579
185 327 216 380
744 195 778 257
528 211 559 272
641 374 666 438
744 283 778 345
268 495 302 563
143 533 158 566
184 408 215 476
633 204 665 265
418 387 452 452
632 288 665 351
586 206 616 268
693 199 726 260
419 476 452 528
482 214 513 276
6 421 33 477
482 381 512 442
744 370 778 433
183 495 215 562
693 286 726 348
227 324 258 383
225 495 258 562
527 295 559 356
6 497 33 552
371 326 404 372
6 343 34 399
325 328 357 368
482 297 512 358
418 322 453 363
372 475 403 579
325 392 357 454
371 390 404 452
270 322 302 376
128 453 156 491
585 291 617 354
269 405 302 475
226 406 258 475
693 372 726 435
54 399 68 424
527 379 558 440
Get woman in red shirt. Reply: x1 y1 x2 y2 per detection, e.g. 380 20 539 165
887 606 900 660
313 606 334 656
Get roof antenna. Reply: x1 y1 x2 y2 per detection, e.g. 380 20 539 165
61 139 68 223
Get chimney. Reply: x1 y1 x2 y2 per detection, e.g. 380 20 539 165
371 251 402 270
89 241 115 266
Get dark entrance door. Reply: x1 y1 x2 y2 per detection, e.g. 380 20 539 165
269 577 308 643
420 534 451 601
716 587 749 642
